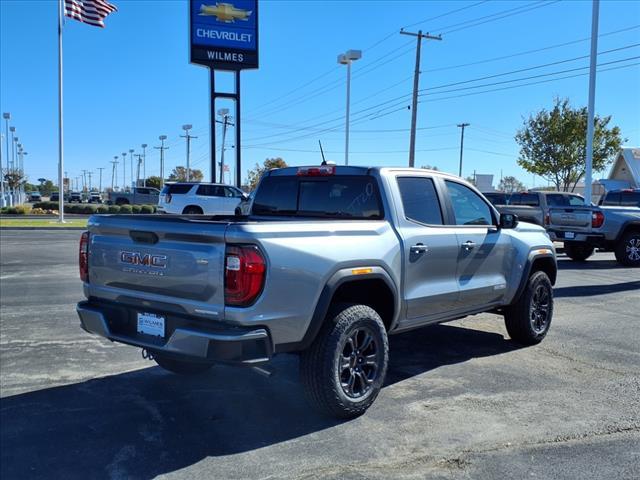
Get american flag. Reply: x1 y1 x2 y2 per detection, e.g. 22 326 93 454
64 0 117 28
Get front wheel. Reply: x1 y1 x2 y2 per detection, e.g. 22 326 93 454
153 352 214 375
615 231 640 267
300 304 389 419
564 242 594 261
504 270 553 345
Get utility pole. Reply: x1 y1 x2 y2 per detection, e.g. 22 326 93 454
111 157 119 191
584 0 600 205
81 169 88 192
218 109 230 184
87 171 93 191
129 149 134 188
155 135 168 189
181 125 197 181
400 29 442 168
134 154 143 187
457 123 470 177
141 144 147 187
97 167 105 193
121 152 127 190
2 113 10 207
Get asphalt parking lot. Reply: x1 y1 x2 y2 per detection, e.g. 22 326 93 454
1 230 639 480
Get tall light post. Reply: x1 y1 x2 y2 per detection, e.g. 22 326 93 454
181 125 197 182
121 152 127 190
141 143 148 187
2 113 9 207
338 50 362 166
218 109 230 184
111 156 119 191
9 128 16 171
155 135 168 189
129 149 134 188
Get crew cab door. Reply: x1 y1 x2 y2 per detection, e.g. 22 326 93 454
442 180 514 308
394 176 460 322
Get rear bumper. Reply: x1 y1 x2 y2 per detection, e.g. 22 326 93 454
77 300 272 365
548 230 606 245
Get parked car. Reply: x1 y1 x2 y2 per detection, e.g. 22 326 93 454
109 187 160 206
77 165 557 418
234 190 255 215
599 188 640 208
49 192 60 202
157 182 246 215
482 191 509 206
69 191 83 203
28 191 42 202
88 192 102 204
489 191 586 226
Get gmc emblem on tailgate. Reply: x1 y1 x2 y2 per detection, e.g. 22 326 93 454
120 251 167 268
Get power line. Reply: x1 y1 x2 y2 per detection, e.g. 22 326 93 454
402 0 490 30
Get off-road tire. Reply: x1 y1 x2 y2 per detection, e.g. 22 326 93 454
564 242 594 261
504 271 553 345
300 304 389 419
182 206 203 215
153 352 214 375
614 231 640 267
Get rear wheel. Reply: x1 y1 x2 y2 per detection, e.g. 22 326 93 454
614 231 640 267
182 206 203 215
564 242 594 261
504 271 553 345
153 352 214 375
300 304 388 419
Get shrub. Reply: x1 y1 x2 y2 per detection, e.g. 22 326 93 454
96 206 109 214
82 205 96 214
4 207 18 214
140 205 154 214
108 205 120 214
30 208 48 215
131 205 142 214
15 205 31 215
119 204 133 214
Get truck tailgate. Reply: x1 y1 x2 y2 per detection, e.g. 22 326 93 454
548 207 592 231
87 215 228 314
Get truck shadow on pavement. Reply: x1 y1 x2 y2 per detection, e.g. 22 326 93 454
554 280 640 298
0 324 520 480
557 257 622 270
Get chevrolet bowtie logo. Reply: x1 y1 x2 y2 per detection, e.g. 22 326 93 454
199 3 253 23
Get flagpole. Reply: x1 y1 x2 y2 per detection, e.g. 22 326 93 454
57 0 65 223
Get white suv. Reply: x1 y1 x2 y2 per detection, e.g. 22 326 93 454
158 183 246 215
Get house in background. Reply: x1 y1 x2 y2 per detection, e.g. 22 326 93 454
598 147 640 191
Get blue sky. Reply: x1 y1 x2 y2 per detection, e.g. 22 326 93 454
1 0 639 189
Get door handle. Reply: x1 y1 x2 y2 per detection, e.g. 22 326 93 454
410 243 428 254
462 240 476 251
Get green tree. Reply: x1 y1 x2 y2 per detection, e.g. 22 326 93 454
168 166 203 182
515 98 623 192
4 171 25 190
246 157 287 191
498 175 526 193
38 180 56 196
145 176 163 190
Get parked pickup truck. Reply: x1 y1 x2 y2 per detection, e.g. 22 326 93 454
484 191 587 226
109 187 160 206
77 166 557 418
546 203 640 266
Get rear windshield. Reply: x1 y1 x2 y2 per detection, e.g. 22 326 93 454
483 193 509 205
546 194 585 207
161 184 194 195
604 191 640 207
252 175 383 219
510 193 540 206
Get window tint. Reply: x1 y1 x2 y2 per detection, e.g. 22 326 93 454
397 177 443 225
483 192 509 206
253 175 383 218
161 184 194 195
510 192 539 206
546 194 585 207
603 191 621 205
196 185 225 196
621 191 640 207
445 181 493 226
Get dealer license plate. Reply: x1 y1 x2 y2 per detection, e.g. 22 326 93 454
137 312 165 338
565 232 575 239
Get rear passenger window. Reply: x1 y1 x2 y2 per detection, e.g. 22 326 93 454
397 177 443 225
621 192 640 207
196 185 224 196
445 181 493 226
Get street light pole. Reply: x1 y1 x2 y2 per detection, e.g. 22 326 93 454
181 125 197 181
338 50 362 166
129 149 134 188
218 109 230 183
1 113 9 207
141 144 147 187
155 135 168 189
121 152 127 190
584 0 600 204
97 167 105 193
111 156 119 191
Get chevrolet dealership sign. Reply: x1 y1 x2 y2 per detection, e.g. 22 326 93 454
190 0 259 70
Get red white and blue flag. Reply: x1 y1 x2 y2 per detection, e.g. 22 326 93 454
64 0 117 28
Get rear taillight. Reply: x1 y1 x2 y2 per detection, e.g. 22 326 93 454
592 210 604 229
79 231 89 282
225 245 266 307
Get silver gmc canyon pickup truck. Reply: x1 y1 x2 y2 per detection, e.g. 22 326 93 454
77 166 557 418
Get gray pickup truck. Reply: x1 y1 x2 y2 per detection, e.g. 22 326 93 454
77 166 557 418
108 187 160 206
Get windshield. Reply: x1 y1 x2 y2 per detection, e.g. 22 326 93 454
252 175 383 219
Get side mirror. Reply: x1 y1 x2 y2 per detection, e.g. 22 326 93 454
499 213 518 229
